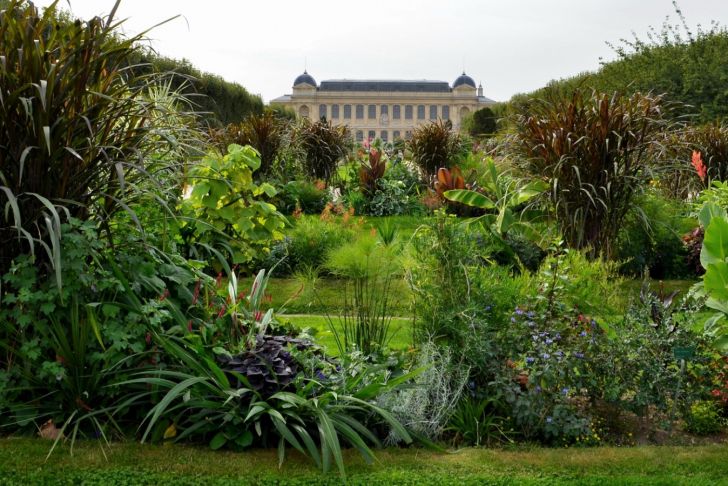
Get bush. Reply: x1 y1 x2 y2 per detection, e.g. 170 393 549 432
178 144 287 266
275 180 331 215
0 1 198 282
295 118 351 182
282 217 355 274
686 401 725 435
614 190 695 278
408 120 467 180
514 89 669 258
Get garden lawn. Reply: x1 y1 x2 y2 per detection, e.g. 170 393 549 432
1 439 727 485
282 314 413 353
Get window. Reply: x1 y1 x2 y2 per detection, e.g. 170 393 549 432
429 105 437 120
299 105 309 118
368 104 376 119
405 130 413 140
344 104 352 119
380 105 388 116
356 130 363 142
442 105 450 120
405 105 413 120
356 105 364 119
368 130 376 141
393 105 401 119
393 130 400 140
417 105 425 119
319 104 327 119
381 130 388 142
331 104 340 119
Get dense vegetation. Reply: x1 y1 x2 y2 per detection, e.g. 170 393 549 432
1 1 727 482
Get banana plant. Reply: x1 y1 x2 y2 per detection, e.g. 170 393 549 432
690 201 728 351
444 159 547 247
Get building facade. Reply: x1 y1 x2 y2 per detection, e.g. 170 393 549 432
271 71 495 142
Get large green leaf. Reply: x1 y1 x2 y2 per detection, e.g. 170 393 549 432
701 216 728 268
698 202 727 229
704 261 728 301
443 189 495 209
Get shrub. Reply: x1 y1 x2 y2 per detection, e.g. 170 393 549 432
614 190 695 278
275 180 331 215
178 144 287 266
0 1 198 283
295 118 351 182
514 89 669 258
210 112 287 177
408 120 467 179
686 400 725 435
285 217 355 274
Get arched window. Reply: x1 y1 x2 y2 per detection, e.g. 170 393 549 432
405 130 413 140
442 105 450 120
368 130 376 141
331 104 340 119
429 105 437 120
356 105 364 119
393 130 401 140
368 105 376 119
380 105 388 115
393 105 401 119
417 105 425 120
344 105 352 119
299 105 309 118
381 130 388 142
356 130 364 142
319 104 327 119
460 106 471 118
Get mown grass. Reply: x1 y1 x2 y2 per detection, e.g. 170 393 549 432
1 438 726 485
282 314 413 353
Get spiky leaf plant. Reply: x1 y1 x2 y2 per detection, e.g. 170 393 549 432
514 89 669 258
407 119 466 180
0 0 195 283
295 118 351 182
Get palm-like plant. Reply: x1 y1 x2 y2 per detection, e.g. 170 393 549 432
295 118 351 182
408 120 466 180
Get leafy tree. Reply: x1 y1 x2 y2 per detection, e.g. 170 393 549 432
509 4 728 123
466 107 498 137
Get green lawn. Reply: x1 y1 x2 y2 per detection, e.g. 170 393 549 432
1 438 726 485
282 314 413 353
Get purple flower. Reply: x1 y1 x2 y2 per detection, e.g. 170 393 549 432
580 330 588 337
545 338 553 345
485 306 492 311
546 416 553 423
591 319 597 328
527 311 535 318
315 371 327 381
535 385 542 393
515 307 524 315
527 321 535 327
555 333 561 340
555 350 564 357
574 352 584 359
526 356 535 364
562 387 569 395
511 317 517 323
542 353 550 359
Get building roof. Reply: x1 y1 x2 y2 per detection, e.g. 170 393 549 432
319 79 451 93
293 71 316 86
453 72 476 88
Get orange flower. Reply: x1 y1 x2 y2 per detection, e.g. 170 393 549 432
692 150 707 182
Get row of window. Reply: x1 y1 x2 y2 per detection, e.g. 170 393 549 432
318 104 451 121
355 130 412 142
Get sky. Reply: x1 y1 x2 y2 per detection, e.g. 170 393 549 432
34 0 728 103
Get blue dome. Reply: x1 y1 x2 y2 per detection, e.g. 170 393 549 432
453 72 476 89
293 71 316 87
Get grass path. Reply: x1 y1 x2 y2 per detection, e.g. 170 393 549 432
1 438 726 485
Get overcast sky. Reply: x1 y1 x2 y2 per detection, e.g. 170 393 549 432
34 0 728 103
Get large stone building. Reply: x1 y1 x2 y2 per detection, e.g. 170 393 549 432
271 71 495 142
